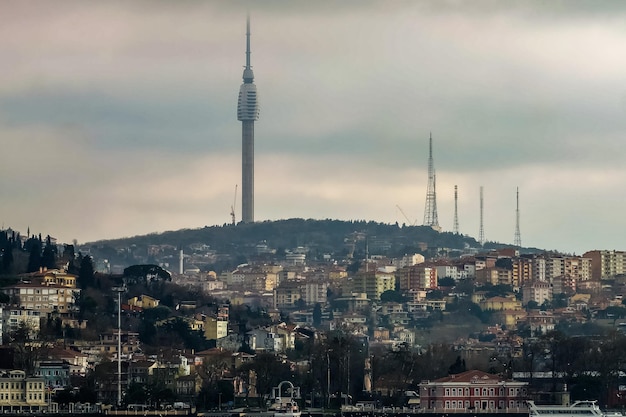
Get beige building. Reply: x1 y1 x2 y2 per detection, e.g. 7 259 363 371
512 257 533 288
3 282 79 315
0 370 47 413
351 270 395 301
204 316 228 340
522 281 552 306
127 294 160 309
274 281 303 308
479 296 522 312
476 268 512 286
397 265 437 292
3 309 41 339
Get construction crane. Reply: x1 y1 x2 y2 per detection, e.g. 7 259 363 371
230 185 238 225
396 205 417 226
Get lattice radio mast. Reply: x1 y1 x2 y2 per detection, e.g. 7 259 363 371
514 187 522 247
453 185 459 234
479 186 485 246
423 133 440 231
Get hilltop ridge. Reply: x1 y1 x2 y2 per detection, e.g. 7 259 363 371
82 218 541 272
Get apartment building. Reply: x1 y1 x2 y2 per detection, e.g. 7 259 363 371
397 265 437 291
584 250 626 280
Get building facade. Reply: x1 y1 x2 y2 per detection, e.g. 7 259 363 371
419 370 528 412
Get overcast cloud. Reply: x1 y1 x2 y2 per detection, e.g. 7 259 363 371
1 1 626 254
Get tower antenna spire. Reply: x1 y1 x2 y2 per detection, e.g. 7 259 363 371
514 187 522 247
453 185 459 234
245 15 251 70
479 186 485 246
423 132 440 231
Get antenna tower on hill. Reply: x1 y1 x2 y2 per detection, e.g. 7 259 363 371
453 185 459 234
514 187 522 247
479 186 485 246
423 133 440 231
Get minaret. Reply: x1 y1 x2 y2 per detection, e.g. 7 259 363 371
237 16 260 223
453 185 459 234
179 247 184 275
479 186 485 246
423 133 440 231
514 187 522 247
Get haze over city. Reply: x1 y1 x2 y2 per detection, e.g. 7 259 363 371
1 1 625 254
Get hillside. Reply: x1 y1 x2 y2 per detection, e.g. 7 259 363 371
81 218 538 271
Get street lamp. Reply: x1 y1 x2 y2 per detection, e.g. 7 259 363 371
112 286 126 408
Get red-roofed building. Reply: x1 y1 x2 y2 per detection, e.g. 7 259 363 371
419 370 528 412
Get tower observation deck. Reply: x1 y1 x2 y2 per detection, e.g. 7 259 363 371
237 16 259 223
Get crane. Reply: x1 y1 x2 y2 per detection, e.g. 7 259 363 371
230 185 238 225
396 205 417 226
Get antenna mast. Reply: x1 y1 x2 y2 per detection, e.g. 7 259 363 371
479 186 485 246
453 185 459 234
423 133 440 231
514 187 522 247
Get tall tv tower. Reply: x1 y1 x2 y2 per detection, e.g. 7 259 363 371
423 133 440 231
514 187 522 247
453 185 459 234
479 186 485 246
237 16 260 223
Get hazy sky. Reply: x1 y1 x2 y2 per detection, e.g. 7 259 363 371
1 1 625 254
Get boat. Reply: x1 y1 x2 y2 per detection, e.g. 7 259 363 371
527 400 619 417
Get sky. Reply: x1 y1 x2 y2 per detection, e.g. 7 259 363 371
1 1 626 255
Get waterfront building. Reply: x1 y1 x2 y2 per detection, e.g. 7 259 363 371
0 369 47 413
419 369 528 411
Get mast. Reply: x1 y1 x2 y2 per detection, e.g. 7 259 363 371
514 187 522 247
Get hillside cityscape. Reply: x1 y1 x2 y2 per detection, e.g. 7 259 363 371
0 220 625 414
3 2 626 417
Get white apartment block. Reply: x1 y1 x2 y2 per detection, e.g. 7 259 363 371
544 256 591 283
304 281 328 305
531 257 547 282
3 309 41 339
584 250 626 280
394 253 425 268
435 265 467 282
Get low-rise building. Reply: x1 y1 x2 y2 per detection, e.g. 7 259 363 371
0 369 47 413
419 370 528 412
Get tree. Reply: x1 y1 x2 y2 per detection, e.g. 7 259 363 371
312 303 322 327
448 355 466 374
26 239 42 273
380 290 407 303
41 235 57 270
438 277 456 287
238 353 292 405
78 255 95 288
